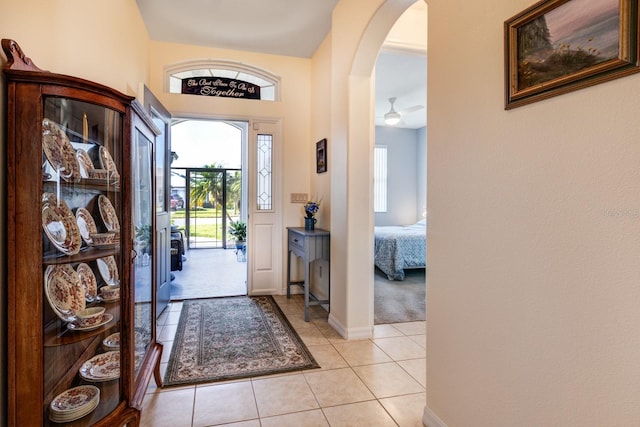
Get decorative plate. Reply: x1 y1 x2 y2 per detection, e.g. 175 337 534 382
98 145 119 178
102 332 120 351
96 256 119 284
42 118 81 183
68 313 113 332
44 264 86 321
76 263 98 302
49 399 98 423
79 351 120 382
49 385 99 422
42 192 82 255
75 207 98 246
75 148 94 178
98 195 120 231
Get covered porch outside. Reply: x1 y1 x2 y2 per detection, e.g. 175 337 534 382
170 248 247 301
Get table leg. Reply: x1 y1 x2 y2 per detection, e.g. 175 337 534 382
304 258 310 322
287 249 292 298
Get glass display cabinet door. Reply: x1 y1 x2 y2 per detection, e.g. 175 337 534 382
42 96 125 425
132 110 156 377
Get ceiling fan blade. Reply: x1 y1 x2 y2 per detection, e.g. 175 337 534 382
398 105 424 115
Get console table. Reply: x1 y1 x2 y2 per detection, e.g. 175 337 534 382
286 227 330 321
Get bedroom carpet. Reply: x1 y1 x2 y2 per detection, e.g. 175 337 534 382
374 267 426 324
163 296 319 386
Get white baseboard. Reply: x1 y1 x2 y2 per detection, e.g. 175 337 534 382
328 313 347 338
328 314 373 339
423 405 448 427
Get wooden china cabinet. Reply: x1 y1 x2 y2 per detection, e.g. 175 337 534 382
3 39 162 426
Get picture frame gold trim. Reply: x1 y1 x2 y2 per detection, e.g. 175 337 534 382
505 0 640 109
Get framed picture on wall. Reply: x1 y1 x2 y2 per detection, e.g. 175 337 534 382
504 0 640 109
316 138 327 173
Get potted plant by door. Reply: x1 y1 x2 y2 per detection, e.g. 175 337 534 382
228 220 247 254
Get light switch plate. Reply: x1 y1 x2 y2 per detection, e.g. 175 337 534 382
291 193 308 203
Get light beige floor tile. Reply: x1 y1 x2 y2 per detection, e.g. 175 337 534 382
352 362 424 398
277 303 303 315
407 333 426 348
160 340 174 364
308 305 329 321
153 362 168 389
252 373 319 417
260 409 329 427
321 400 397 427
165 309 183 325
192 381 258 427
157 309 170 326
307 344 349 370
158 323 179 343
146 374 193 394
373 324 404 338
286 315 317 330
215 420 261 427
314 322 344 340
272 294 293 304
373 336 426 360
169 301 184 312
380 392 427 427
274 296 302 314
297 326 331 346
332 340 392 366
398 358 426 388
140 387 194 427
392 321 426 336
304 367 374 407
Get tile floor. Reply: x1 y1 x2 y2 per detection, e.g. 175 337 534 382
141 294 427 427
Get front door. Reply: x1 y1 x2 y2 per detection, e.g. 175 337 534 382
247 120 282 295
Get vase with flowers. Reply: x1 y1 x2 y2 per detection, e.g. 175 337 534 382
303 199 321 230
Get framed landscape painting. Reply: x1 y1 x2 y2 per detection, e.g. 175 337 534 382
505 0 640 109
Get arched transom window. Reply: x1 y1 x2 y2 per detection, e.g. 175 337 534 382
165 60 280 101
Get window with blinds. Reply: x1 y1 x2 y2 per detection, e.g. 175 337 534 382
374 146 387 213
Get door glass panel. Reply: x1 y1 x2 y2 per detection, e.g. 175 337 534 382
132 126 153 376
256 134 273 210
155 122 166 212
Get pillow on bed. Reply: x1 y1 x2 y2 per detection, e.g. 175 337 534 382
415 219 426 226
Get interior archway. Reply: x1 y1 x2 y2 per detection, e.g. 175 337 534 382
346 0 427 335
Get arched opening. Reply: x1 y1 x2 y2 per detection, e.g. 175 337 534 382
341 0 427 337
372 4 427 325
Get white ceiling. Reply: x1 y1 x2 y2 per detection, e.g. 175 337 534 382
136 0 426 129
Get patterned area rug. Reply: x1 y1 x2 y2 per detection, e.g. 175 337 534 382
163 296 319 386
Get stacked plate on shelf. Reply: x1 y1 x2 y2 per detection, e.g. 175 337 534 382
79 351 120 382
49 385 100 423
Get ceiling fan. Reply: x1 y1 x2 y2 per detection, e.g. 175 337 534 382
382 97 424 126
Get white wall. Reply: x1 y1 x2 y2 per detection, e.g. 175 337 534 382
425 0 640 425
375 126 421 226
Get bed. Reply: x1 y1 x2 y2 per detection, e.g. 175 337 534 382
374 220 426 280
